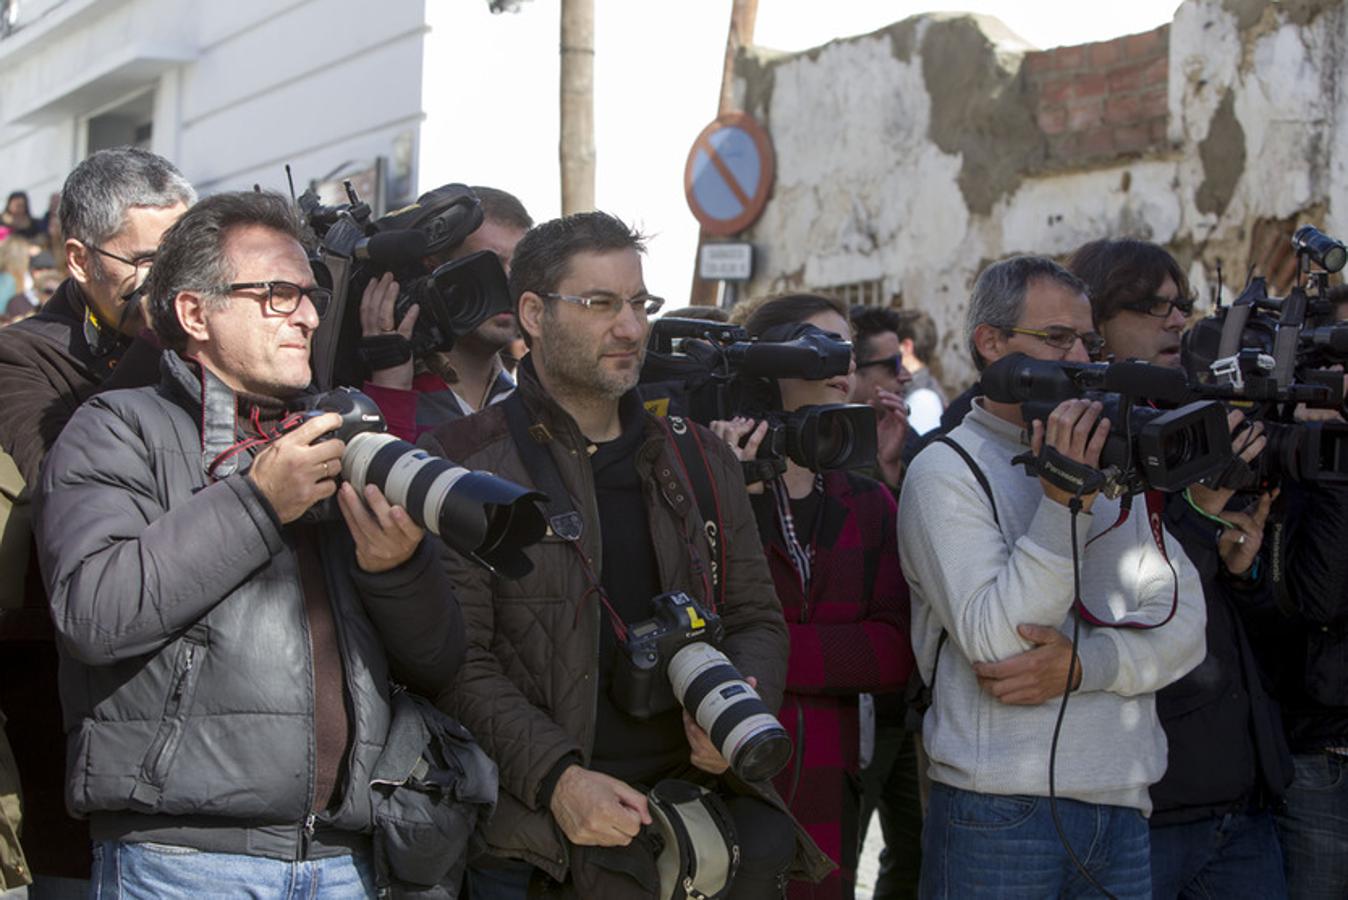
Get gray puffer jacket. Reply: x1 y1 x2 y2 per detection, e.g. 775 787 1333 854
34 352 464 857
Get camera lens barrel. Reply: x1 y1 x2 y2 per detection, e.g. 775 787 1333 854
667 642 793 782
341 432 547 576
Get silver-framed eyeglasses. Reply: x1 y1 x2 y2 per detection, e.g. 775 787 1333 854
541 291 665 318
224 281 333 318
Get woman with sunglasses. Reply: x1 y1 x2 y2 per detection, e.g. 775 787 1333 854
712 292 914 900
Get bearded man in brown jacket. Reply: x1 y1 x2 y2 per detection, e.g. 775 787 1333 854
420 212 832 898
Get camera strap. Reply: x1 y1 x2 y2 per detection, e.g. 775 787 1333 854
500 393 629 639
501 394 584 543
656 416 727 612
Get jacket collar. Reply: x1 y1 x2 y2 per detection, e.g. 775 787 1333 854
514 355 650 449
158 350 246 478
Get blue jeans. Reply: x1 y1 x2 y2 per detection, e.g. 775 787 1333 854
1276 751 1348 899
1149 808 1285 899
920 782 1151 899
90 840 376 899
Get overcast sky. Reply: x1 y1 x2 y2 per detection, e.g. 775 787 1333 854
420 1 1185 301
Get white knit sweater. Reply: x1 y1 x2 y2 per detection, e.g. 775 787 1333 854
898 400 1206 813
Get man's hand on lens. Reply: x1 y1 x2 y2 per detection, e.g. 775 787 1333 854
359 272 416 389
709 417 769 494
247 412 344 524
1190 410 1266 515
1217 490 1277 578
972 624 1082 705
871 388 910 489
683 674 756 774
337 482 424 573
549 765 651 847
1030 398 1110 512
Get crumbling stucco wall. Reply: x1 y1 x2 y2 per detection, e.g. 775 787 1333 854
731 0 1348 389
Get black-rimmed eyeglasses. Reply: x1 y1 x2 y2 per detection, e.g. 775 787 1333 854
86 244 156 275
224 281 333 318
1119 295 1196 319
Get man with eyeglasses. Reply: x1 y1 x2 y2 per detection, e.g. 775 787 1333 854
32 191 463 896
1070 237 1293 899
0 147 194 897
419 211 830 897
899 255 1205 897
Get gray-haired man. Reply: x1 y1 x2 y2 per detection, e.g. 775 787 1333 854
36 191 463 895
898 256 1206 897
0 146 194 894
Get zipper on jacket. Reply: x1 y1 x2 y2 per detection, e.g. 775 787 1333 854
299 813 316 860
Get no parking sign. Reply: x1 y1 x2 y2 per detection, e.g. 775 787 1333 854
684 111 775 237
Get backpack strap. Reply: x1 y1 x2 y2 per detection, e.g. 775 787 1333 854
929 435 998 525
904 435 998 726
657 416 727 612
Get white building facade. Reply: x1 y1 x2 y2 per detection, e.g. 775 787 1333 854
0 0 429 212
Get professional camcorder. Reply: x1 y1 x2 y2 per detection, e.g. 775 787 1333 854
285 387 547 576
1182 225 1348 487
299 182 514 390
610 591 793 782
981 353 1232 495
639 317 877 476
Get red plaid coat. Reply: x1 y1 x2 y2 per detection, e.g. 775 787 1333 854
753 470 914 899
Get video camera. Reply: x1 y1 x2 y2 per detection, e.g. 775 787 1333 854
639 317 877 477
981 353 1232 495
299 182 514 390
1182 225 1348 487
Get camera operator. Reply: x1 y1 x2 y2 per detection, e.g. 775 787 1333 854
358 186 531 440
709 292 913 900
32 192 464 895
0 147 194 894
1069 237 1293 897
899 255 1206 897
418 212 832 897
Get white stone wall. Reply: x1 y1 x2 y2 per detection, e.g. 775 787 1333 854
734 0 1348 389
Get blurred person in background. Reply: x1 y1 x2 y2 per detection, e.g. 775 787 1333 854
0 237 31 315
892 310 947 435
1 194 41 243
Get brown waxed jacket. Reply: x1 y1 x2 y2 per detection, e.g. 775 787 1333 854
419 362 833 884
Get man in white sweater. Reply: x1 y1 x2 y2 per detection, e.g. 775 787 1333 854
899 256 1206 898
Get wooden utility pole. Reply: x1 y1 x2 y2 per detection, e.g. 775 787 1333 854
689 0 759 306
559 0 595 214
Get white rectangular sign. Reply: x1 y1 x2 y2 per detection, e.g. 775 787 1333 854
699 242 754 281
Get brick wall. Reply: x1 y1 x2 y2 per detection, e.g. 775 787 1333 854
1024 25 1170 169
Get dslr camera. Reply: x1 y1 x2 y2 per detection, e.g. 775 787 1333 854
981 353 1232 495
284 387 547 576
299 182 514 390
1182 225 1348 488
640 317 877 478
610 591 793 782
